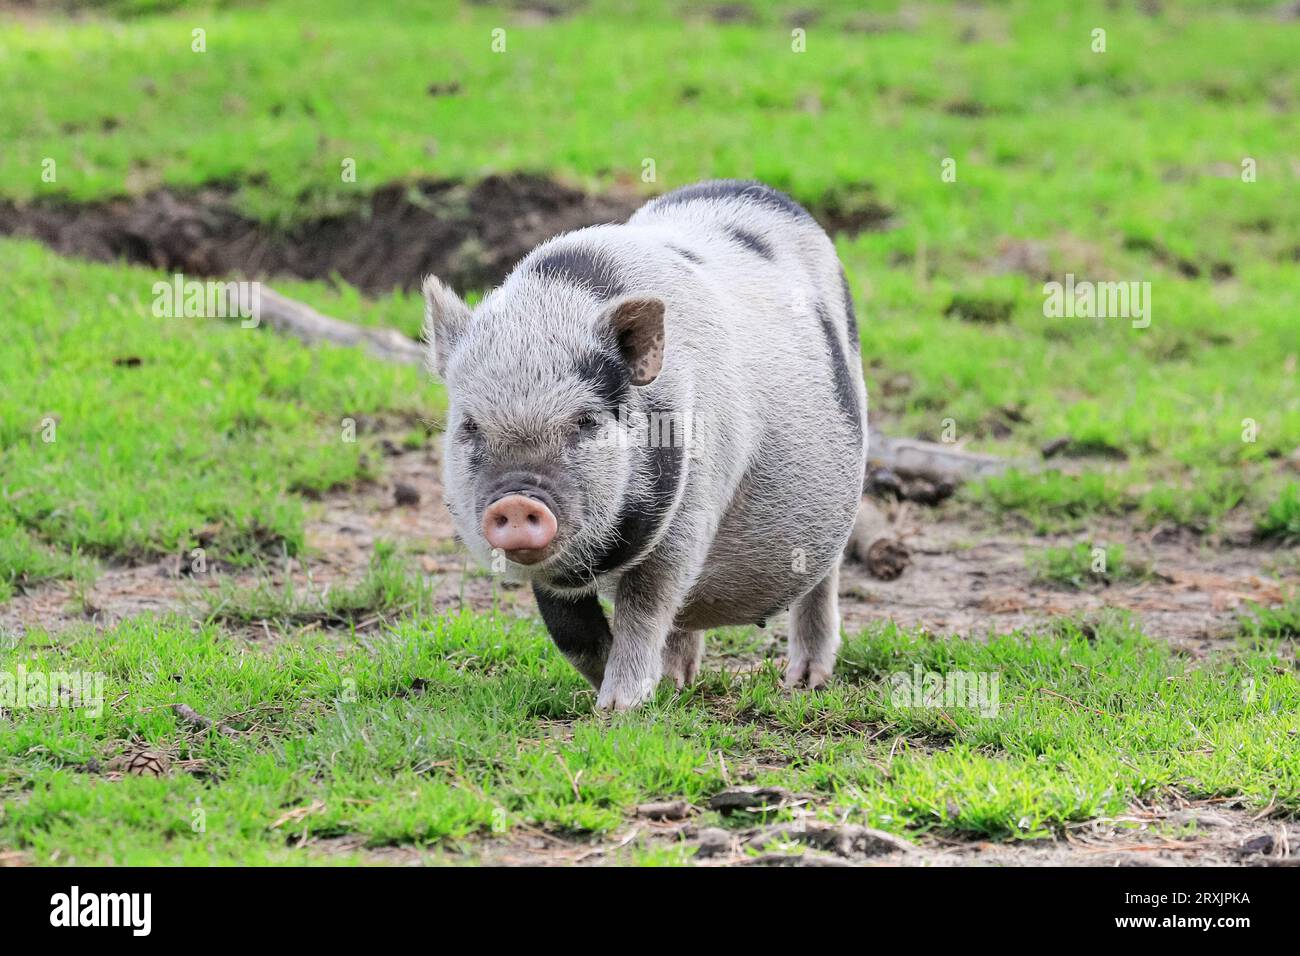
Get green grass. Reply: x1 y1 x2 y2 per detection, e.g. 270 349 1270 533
1 610 1296 864
0 517 96 604
1257 483 1300 543
1 0 1297 866
2 0 1295 529
1238 592 1300 643
202 540 435 631
1028 541 1151 590
0 241 440 598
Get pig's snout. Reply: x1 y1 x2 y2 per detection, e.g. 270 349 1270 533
482 494 558 564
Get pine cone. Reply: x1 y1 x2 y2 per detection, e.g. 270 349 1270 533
109 750 172 777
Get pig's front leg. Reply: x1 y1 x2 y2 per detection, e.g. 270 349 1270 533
532 584 612 689
597 554 696 711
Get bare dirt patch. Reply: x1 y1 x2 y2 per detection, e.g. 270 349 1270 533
2 440 1293 651
0 175 894 297
311 798 1298 867
0 438 530 639
0 175 641 295
838 503 1294 655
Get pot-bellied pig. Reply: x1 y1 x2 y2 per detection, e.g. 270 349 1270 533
423 180 866 710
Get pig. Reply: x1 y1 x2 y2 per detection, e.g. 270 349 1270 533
423 180 867 710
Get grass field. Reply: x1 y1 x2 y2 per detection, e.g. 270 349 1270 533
1 0 1297 866
4 0 1297 532
5 610 1297 864
0 241 435 597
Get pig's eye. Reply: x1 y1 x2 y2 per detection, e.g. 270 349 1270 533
459 418 480 440
576 412 604 435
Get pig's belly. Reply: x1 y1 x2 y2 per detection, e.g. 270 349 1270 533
672 461 860 631
674 566 814 630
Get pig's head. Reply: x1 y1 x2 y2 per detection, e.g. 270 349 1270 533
422 274 671 590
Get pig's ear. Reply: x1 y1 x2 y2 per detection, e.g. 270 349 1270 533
603 296 666 386
421 275 471 378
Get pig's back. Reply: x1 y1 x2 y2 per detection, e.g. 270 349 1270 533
628 180 859 403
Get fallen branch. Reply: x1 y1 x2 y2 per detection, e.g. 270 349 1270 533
255 287 425 366
172 702 239 737
868 429 1020 482
634 800 693 821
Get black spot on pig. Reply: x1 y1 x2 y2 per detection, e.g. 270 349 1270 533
532 586 613 673
839 268 859 349
573 345 632 414
816 303 862 434
668 243 703 265
589 413 685 576
648 180 813 223
527 245 627 299
728 227 774 260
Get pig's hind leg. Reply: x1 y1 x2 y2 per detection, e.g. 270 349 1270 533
661 628 703 689
784 560 841 690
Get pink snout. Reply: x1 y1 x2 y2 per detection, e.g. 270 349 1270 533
482 494 558 565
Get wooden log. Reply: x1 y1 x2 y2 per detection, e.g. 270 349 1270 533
868 429 1017 482
255 286 426 366
172 702 238 737
635 801 693 821
844 498 910 580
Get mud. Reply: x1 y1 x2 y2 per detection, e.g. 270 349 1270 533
0 175 641 295
837 503 1293 656
0 175 894 296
